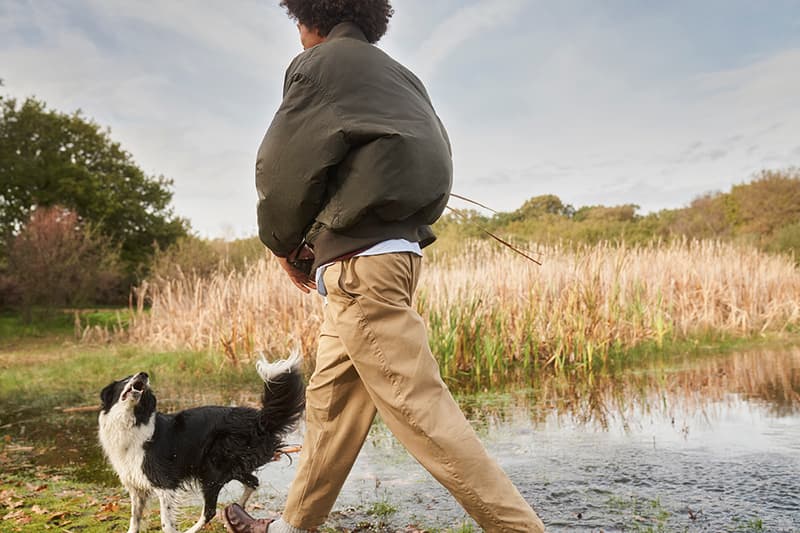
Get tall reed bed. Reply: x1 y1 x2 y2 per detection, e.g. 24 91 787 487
128 240 800 386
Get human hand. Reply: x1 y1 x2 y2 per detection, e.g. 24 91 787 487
276 246 316 293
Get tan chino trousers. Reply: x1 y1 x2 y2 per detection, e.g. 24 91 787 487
282 253 544 532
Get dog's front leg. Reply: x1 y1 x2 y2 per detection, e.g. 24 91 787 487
182 483 222 533
156 490 180 533
127 487 149 533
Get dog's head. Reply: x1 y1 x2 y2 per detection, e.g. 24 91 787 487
99 372 157 425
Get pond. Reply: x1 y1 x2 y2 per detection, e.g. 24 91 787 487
3 347 799 532
239 348 800 532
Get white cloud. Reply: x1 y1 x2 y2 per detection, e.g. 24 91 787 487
445 44 800 214
413 0 529 80
2 1 799 234
1 1 302 237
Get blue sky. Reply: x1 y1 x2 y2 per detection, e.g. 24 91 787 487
2 0 799 237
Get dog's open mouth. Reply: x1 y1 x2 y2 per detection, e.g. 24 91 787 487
122 375 148 401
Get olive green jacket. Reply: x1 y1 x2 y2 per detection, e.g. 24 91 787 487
256 22 453 269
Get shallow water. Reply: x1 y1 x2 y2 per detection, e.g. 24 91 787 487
3 347 799 531
229 348 800 531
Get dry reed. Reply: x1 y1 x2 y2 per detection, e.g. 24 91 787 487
127 240 800 383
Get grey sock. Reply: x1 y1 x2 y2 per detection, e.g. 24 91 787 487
267 517 309 533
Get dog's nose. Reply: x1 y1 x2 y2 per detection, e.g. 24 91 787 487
138 372 148 380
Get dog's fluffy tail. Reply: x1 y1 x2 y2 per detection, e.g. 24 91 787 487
255 350 306 436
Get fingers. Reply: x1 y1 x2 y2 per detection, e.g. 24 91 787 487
291 278 311 293
289 271 316 293
276 255 317 293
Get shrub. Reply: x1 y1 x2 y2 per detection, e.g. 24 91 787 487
6 206 123 317
769 221 800 262
148 236 269 282
149 235 222 281
728 169 800 236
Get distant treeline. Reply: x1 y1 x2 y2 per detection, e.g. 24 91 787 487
434 168 800 259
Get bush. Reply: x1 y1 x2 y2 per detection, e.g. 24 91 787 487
6 206 123 317
768 221 800 262
148 236 268 282
728 169 800 237
149 235 222 281
664 192 731 240
0 97 188 275
209 237 266 271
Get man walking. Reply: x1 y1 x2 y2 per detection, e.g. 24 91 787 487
223 2 545 531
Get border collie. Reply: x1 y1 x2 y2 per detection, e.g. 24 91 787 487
98 354 305 533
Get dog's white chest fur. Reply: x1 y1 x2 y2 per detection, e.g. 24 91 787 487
98 404 155 490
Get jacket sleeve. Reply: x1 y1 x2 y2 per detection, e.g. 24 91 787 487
256 68 348 257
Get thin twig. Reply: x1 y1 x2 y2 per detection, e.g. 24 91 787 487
445 205 542 266
61 405 99 413
449 192 499 214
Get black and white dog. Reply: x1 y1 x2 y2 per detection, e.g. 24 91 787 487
98 354 305 533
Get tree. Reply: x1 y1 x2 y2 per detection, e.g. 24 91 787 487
7 206 123 317
573 204 639 223
664 192 731 240
0 96 188 275
515 194 575 219
728 168 800 236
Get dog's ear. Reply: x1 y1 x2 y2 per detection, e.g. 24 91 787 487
100 381 118 412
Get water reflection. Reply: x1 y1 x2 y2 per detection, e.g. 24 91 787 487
386 347 800 531
460 346 800 431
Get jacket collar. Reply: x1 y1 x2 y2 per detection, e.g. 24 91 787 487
326 22 368 43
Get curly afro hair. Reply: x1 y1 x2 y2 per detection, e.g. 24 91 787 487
279 0 394 44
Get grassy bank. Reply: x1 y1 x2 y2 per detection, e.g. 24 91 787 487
0 340 469 532
2 329 794 532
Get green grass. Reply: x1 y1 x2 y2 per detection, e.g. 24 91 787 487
0 310 74 340
606 495 672 533
0 469 226 533
0 344 259 409
730 516 767 532
0 470 129 533
366 499 397 518
0 308 133 348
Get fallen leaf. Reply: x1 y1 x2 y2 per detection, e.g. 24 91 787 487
4 499 24 509
3 510 24 520
3 509 31 524
25 483 47 493
99 501 119 513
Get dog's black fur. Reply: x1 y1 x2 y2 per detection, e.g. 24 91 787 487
98 357 305 532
